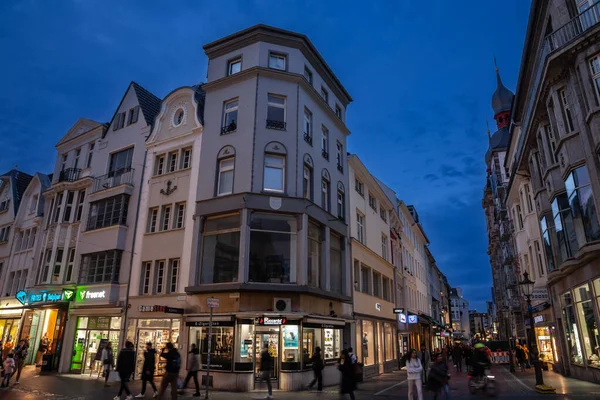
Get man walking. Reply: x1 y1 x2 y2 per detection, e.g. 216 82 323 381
179 344 200 397
135 342 157 398
452 344 463 372
12 339 28 384
157 343 181 400
307 346 324 392
416 344 431 384
260 343 273 399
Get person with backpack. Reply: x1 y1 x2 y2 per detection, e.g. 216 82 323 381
178 344 200 397
157 342 181 400
307 346 324 392
338 349 356 400
135 342 158 398
102 341 115 387
115 341 136 400
1 353 15 387
259 343 273 399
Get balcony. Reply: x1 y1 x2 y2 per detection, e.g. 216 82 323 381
92 168 134 193
303 132 312 145
514 3 600 174
57 168 82 183
266 120 286 130
220 122 237 135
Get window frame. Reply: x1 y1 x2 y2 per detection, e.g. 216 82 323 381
337 183 345 220
147 207 159 233
266 94 286 130
381 233 388 261
263 154 285 193
558 88 575 133
303 164 313 200
303 107 313 145
217 157 235 196
336 142 343 172
167 151 178 173
155 155 165 176
175 202 186 229
228 57 242 76
355 179 364 197
141 261 152 295
87 194 129 231
321 87 329 103
222 98 239 134
303 65 313 84
268 52 287 71
161 204 172 231
335 104 342 119
181 148 192 170
321 176 330 212
356 211 365 244
321 126 329 159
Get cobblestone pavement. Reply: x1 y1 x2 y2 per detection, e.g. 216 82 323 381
1 364 600 400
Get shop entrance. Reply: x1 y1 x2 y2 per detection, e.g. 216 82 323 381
70 316 121 374
20 308 66 370
254 326 279 388
0 317 21 359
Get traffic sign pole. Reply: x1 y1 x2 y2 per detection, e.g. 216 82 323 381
205 297 219 399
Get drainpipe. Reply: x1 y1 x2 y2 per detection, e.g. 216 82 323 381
122 148 148 344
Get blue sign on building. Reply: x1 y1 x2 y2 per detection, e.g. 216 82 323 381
15 290 27 305
408 315 418 324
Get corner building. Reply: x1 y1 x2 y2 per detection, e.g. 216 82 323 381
185 25 353 391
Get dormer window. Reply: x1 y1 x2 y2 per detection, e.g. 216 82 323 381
269 52 286 71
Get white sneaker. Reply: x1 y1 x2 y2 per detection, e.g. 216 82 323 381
113 397 120 400
126 396 134 400
153 392 158 398
15 381 19 384
135 394 144 398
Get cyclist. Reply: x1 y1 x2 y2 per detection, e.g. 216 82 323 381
471 343 491 387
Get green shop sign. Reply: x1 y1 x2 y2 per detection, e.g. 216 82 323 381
76 288 107 302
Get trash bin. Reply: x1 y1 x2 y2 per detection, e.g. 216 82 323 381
41 354 53 372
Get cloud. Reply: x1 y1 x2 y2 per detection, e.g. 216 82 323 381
440 164 463 177
424 173 439 182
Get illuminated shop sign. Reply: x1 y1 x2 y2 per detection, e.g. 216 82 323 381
399 313 407 323
15 290 27 305
14 289 72 305
257 317 287 326
408 315 418 324
534 315 544 324
77 289 106 301
138 305 184 314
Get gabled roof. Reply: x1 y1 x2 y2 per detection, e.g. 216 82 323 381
0 169 34 214
56 118 104 147
132 82 162 129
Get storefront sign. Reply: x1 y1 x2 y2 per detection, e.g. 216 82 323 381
78 289 106 301
15 290 26 305
185 320 234 327
138 305 184 314
28 290 64 304
399 313 407 323
257 317 287 326
207 297 220 308
62 289 75 302
531 288 549 302
375 303 382 311
534 315 544 324
393 308 404 314
408 315 418 324
303 321 344 329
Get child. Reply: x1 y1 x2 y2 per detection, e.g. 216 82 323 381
2 353 15 387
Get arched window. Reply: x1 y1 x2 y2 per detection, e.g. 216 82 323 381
216 146 235 196
337 182 345 220
321 169 331 212
303 154 314 200
264 142 287 193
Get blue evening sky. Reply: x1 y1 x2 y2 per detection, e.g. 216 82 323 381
0 0 531 311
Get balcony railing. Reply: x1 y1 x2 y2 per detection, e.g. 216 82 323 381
57 168 82 183
92 167 134 193
514 3 600 175
303 132 313 145
220 122 237 135
266 120 286 130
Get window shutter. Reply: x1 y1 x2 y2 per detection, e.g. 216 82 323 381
132 105 140 124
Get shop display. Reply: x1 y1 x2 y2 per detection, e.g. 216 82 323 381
70 316 121 374
132 319 180 376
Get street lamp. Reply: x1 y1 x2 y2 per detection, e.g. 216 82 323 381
501 307 515 373
519 272 544 386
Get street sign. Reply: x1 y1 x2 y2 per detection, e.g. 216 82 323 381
207 297 220 308
393 308 404 314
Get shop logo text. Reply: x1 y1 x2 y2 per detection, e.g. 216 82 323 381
78 290 106 300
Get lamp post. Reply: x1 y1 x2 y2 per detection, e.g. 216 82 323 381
518 272 544 386
501 307 515 373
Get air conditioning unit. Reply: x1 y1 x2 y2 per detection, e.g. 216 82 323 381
273 298 291 313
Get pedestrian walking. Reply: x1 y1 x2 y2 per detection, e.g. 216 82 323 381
115 340 136 400
516 345 526 372
348 347 358 364
12 339 28 384
135 342 158 398
259 343 273 399
1 353 15 387
428 353 451 400
406 349 423 400
157 342 181 400
338 349 356 400
416 344 431 384
307 346 324 392
452 344 463 372
102 341 115 387
523 344 531 368
178 344 200 397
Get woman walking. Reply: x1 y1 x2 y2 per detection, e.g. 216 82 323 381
102 341 114 387
307 346 324 392
114 341 136 400
338 349 356 400
406 349 424 400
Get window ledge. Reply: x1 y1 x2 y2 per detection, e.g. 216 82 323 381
152 168 190 180
144 227 185 236
555 130 580 155
83 224 128 234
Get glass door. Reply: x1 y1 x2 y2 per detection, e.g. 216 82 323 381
20 311 41 365
254 327 279 387
70 329 89 373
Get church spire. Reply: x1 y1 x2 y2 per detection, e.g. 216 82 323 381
491 60 514 128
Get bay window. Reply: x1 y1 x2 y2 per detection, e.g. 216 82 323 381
573 284 599 366
552 194 578 264
565 165 600 244
249 213 297 283
200 215 240 284
79 250 122 284
540 216 557 272
87 194 129 231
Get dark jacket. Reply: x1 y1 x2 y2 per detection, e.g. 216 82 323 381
311 351 324 371
187 349 200 372
142 348 157 375
260 348 273 372
160 348 181 374
428 361 449 390
452 347 463 361
338 356 356 394
116 348 136 379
